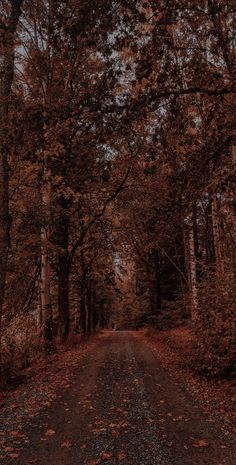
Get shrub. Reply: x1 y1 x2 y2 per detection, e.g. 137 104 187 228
192 270 236 377
1 314 41 388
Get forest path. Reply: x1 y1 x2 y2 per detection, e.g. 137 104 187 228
5 331 236 465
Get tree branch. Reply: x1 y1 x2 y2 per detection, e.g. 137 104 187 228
68 151 133 266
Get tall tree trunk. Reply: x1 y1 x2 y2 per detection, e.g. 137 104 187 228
205 201 215 266
86 276 93 334
211 196 224 274
154 250 162 310
58 258 70 339
40 161 53 350
91 282 98 331
79 279 87 336
37 0 56 351
57 208 70 340
189 213 198 320
0 129 10 365
0 0 23 368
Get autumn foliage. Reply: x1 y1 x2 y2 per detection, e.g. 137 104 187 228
0 0 235 384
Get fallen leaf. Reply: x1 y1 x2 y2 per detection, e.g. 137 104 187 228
10 431 24 438
92 428 107 433
60 441 73 448
45 429 56 437
118 421 129 429
8 453 19 459
117 452 127 461
10 404 18 409
100 452 112 461
192 439 209 448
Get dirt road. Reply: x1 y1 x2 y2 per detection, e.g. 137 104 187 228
3 331 236 465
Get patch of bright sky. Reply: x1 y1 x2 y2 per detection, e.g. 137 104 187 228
99 143 119 161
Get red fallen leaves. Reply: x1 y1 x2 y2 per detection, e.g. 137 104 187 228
0 341 107 465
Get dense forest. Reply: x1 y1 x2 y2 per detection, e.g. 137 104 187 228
0 0 235 388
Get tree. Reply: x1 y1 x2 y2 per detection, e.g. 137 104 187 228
0 0 24 366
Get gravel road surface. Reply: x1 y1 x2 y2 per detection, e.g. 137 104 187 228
3 331 235 465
